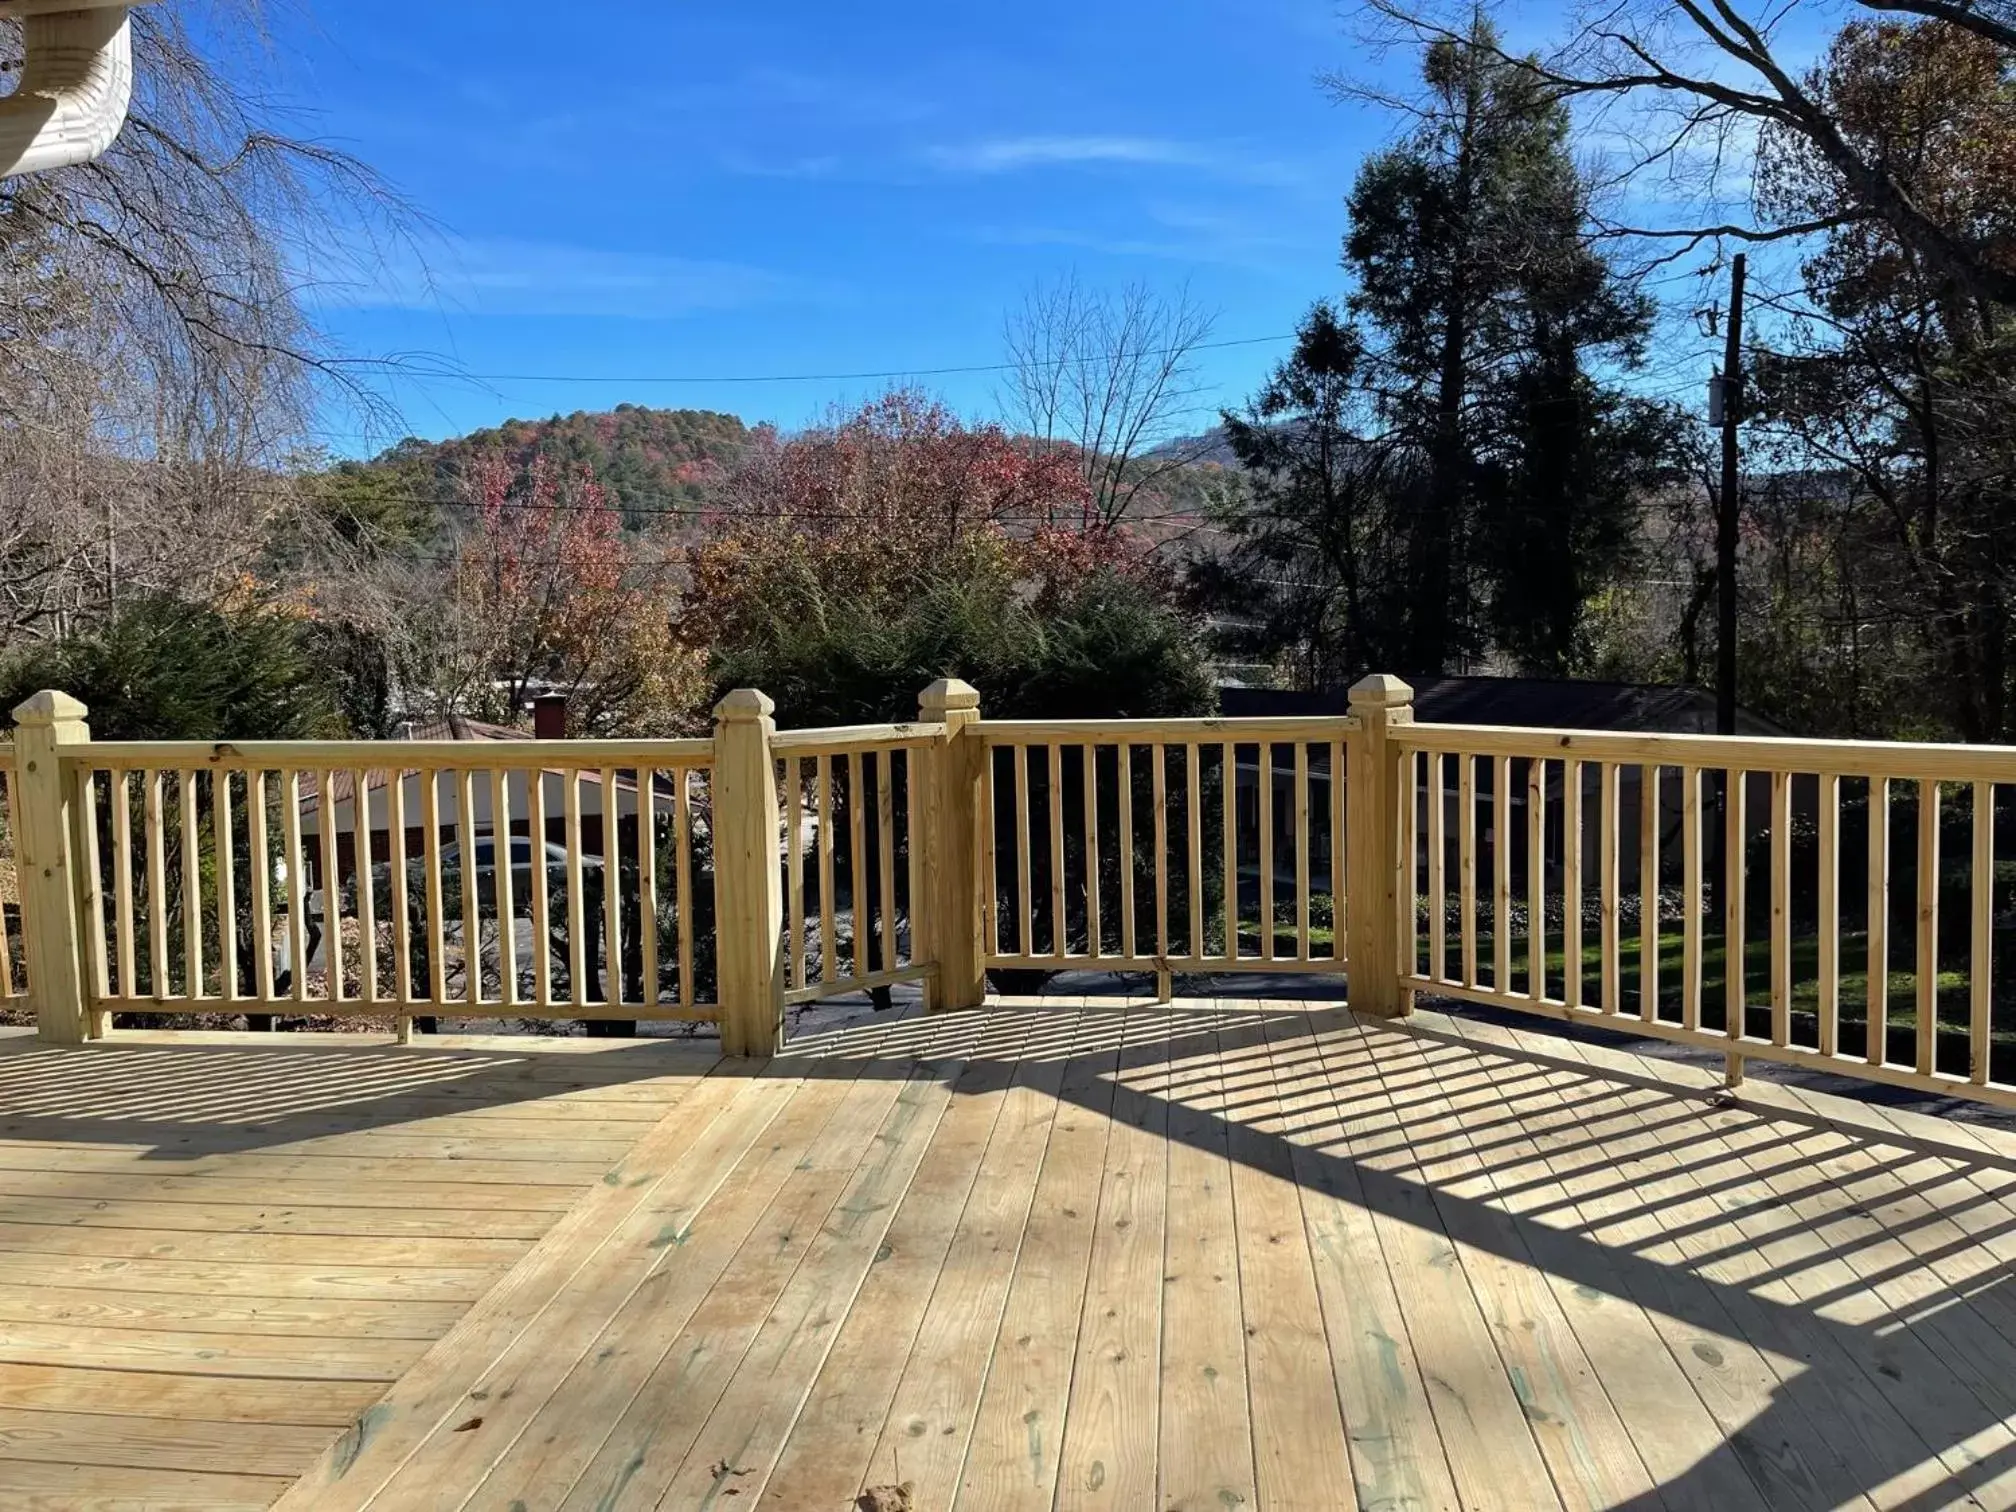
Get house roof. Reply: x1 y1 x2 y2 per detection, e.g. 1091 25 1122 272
1219 676 1792 737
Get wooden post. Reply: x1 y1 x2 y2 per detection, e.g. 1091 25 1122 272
918 678 984 1012
1346 674 1414 1018
712 689 785 1057
11 691 92 1044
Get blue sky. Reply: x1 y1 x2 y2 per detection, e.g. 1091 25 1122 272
254 0 1781 457
262 0 1456 455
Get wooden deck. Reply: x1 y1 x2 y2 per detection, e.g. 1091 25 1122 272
6 1003 2016 1509
0 1027 724 1509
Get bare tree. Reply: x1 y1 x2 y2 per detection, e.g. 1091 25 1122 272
1001 275 1217 528
1355 0 2016 305
0 1 417 648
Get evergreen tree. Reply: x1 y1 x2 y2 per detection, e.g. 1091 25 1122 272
1343 13 1678 674
1197 302 1415 687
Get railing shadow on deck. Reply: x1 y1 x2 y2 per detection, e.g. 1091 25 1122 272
785 998 2016 1512
0 1035 751 1160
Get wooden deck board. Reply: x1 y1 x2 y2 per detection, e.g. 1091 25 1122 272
0 1031 723 1503
4 1004 2016 1510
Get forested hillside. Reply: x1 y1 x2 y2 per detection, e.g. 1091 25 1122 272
332 406 754 531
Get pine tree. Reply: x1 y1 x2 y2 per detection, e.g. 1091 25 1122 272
1343 12 1678 674
1200 302 1414 687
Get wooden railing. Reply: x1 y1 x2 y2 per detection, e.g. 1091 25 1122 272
974 717 1350 996
62 736 722 1038
6 674 2014 1109
1395 722 2016 1108
773 720 939 1007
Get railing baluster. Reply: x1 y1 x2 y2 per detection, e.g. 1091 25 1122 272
354 769 376 1007
849 752 870 979
1725 769 1747 1046
786 759 804 994
1257 740 1273 964
675 768 695 1009
1222 741 1237 962
1818 773 1839 1059
1049 743 1067 959
1599 762 1620 1014
879 751 898 973
316 770 339 1003
1084 746 1101 959
388 768 412 1026
1972 780 1993 1085
1527 757 1545 1000
1427 751 1445 983
1563 759 1582 1009
1869 775 1890 1064
1153 742 1170 966
0 770 12 996
422 769 448 1007
526 767 550 1010
1295 743 1312 964
1493 754 1510 992
1917 777 1940 1076
1190 742 1207 961
905 750 921 973
1332 737 1347 959
182 771 203 999
1641 764 1659 1020
249 771 273 1004
458 767 482 1009
562 770 585 1008
981 745 998 959
1118 742 1136 960
1013 745 1032 960
1682 765 1701 1031
1459 753 1476 987
285 771 310 1006
144 771 168 998
601 767 623 1006
819 757 838 982
80 771 107 1006
1772 770 1792 1049
494 768 517 1008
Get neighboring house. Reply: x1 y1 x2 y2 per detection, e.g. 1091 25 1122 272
1220 678 1797 886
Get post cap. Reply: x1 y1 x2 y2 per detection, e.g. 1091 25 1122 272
1346 673 1414 712
712 688 776 722
11 689 88 727
919 677 980 713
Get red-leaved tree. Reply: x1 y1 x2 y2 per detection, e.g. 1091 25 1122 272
444 456 703 733
685 389 1159 646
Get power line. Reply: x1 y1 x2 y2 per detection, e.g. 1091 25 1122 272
436 333 1296 387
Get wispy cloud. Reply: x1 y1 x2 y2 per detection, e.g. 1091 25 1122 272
298 235 826 321
924 134 1304 186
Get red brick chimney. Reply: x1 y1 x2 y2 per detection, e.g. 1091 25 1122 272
532 693 567 740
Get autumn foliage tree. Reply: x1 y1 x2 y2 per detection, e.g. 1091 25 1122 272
686 389 1210 723
434 457 702 734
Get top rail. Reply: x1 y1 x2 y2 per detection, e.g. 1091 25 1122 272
770 722 944 754
69 737 718 771
976 715 1358 745
1395 721 2016 781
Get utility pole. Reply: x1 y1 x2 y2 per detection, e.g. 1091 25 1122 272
1715 252 1746 737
